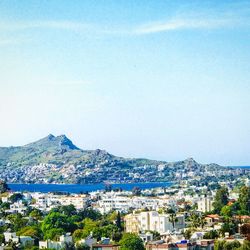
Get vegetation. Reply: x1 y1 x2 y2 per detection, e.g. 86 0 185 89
0 180 9 193
213 187 229 213
119 233 145 250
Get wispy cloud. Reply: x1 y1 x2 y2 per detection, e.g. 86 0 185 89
0 1 250 39
133 18 236 35
132 1 250 35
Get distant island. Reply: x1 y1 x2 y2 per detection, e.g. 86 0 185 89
0 134 248 184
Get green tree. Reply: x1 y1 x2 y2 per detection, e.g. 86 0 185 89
75 243 90 250
7 213 28 231
220 222 237 236
59 205 77 217
237 240 250 250
9 193 24 203
1 202 10 210
81 218 98 237
238 186 250 214
17 225 42 239
223 240 241 250
0 180 9 193
183 229 192 239
73 229 85 241
29 208 43 220
214 240 226 250
119 233 145 250
221 205 233 218
169 210 177 230
78 208 102 221
0 234 4 244
116 211 122 230
189 213 200 229
41 211 76 235
203 230 219 239
44 228 64 240
213 187 229 213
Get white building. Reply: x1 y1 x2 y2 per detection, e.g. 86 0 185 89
197 197 213 213
39 233 73 249
97 192 163 214
125 211 185 234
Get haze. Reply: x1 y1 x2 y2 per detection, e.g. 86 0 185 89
0 1 250 165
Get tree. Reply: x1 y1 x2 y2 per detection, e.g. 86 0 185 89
220 222 237 236
221 205 233 218
75 243 90 250
0 180 9 193
9 193 24 203
29 208 43 220
41 211 76 235
223 240 241 250
78 208 102 221
237 240 250 250
213 187 229 213
73 229 85 242
7 213 28 232
183 229 192 240
189 213 200 229
17 225 42 239
238 186 250 214
119 233 145 250
203 230 219 239
169 211 177 230
44 228 64 240
214 240 226 250
116 211 122 230
240 224 250 240
59 205 77 217
0 234 4 244
132 187 141 196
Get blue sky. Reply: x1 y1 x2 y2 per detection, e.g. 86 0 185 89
0 0 250 165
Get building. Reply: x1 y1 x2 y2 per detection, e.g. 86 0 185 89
92 244 120 250
39 233 73 249
125 211 185 234
197 197 213 213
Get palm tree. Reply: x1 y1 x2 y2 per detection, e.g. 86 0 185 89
169 211 177 231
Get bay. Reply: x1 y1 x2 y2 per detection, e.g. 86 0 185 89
8 182 172 193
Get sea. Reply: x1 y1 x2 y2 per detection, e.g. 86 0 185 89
7 166 250 194
8 182 172 194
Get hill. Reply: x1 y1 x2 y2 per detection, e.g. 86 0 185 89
0 134 236 184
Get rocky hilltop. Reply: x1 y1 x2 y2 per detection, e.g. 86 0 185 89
0 134 242 184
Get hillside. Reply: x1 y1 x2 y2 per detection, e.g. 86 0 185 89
0 134 237 184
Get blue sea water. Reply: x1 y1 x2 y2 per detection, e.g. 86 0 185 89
8 182 172 193
230 166 250 169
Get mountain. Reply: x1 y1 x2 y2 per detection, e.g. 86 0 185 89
0 134 238 184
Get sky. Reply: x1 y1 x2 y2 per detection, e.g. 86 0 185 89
0 0 250 166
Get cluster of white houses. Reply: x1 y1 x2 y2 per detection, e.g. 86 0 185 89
124 211 185 234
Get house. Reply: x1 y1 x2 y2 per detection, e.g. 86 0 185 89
77 234 97 248
92 244 120 250
39 233 73 249
146 240 196 250
3 231 34 248
19 236 35 248
197 197 213 213
125 211 185 234
146 240 214 250
139 232 154 243
4 231 19 243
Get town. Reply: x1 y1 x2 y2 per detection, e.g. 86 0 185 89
0 177 249 250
